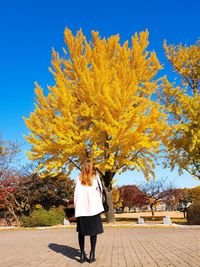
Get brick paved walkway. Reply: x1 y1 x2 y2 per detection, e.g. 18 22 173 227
0 226 200 267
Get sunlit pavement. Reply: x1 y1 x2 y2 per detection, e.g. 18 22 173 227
0 226 200 266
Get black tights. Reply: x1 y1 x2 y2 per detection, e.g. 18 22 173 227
78 233 97 252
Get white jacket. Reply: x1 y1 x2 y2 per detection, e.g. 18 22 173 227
74 174 104 217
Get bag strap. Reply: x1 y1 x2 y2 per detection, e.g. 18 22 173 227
97 178 103 193
96 178 108 201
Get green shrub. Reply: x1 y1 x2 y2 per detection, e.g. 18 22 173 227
187 202 200 225
21 207 65 227
49 206 65 222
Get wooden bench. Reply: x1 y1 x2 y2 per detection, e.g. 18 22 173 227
138 215 172 225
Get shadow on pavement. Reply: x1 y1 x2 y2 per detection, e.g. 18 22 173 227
48 243 80 262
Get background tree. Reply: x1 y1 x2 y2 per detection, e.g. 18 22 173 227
119 185 147 211
177 188 192 218
24 28 170 222
164 188 187 211
0 173 19 225
0 138 74 226
189 186 200 203
112 187 123 210
0 170 74 226
18 171 74 211
139 178 175 215
0 136 21 225
160 39 200 179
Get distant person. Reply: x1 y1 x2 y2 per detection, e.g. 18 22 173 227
74 159 104 263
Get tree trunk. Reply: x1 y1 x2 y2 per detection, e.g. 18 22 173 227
150 204 154 216
101 171 116 223
104 188 115 223
7 205 21 226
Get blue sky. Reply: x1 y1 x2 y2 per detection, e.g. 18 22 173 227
0 0 199 188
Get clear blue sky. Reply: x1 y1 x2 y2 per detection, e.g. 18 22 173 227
0 0 199 188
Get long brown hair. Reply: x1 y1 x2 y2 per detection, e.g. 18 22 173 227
79 159 96 186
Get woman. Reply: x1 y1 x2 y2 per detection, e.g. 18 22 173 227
74 159 104 264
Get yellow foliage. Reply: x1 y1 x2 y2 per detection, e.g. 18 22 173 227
112 187 123 209
24 28 170 180
35 204 42 209
189 186 200 202
161 39 200 179
163 40 200 94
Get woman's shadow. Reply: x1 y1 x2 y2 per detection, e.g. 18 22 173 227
48 243 81 262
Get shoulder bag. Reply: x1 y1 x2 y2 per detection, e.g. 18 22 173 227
97 179 109 212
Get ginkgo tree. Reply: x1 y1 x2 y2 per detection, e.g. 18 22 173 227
160 39 200 180
24 28 170 222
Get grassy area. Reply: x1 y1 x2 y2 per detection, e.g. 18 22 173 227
101 211 186 224
113 211 184 219
171 218 187 224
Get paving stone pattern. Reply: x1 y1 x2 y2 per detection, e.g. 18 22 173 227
0 227 200 267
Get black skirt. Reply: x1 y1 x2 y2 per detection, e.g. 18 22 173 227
76 213 104 236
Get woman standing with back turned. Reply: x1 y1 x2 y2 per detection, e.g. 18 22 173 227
74 159 104 263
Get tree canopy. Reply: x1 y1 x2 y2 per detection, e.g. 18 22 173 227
24 28 169 185
161 40 200 179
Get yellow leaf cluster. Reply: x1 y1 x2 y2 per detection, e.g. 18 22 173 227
164 40 200 93
112 187 123 209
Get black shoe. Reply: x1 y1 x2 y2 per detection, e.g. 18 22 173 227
80 251 87 263
89 251 96 263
